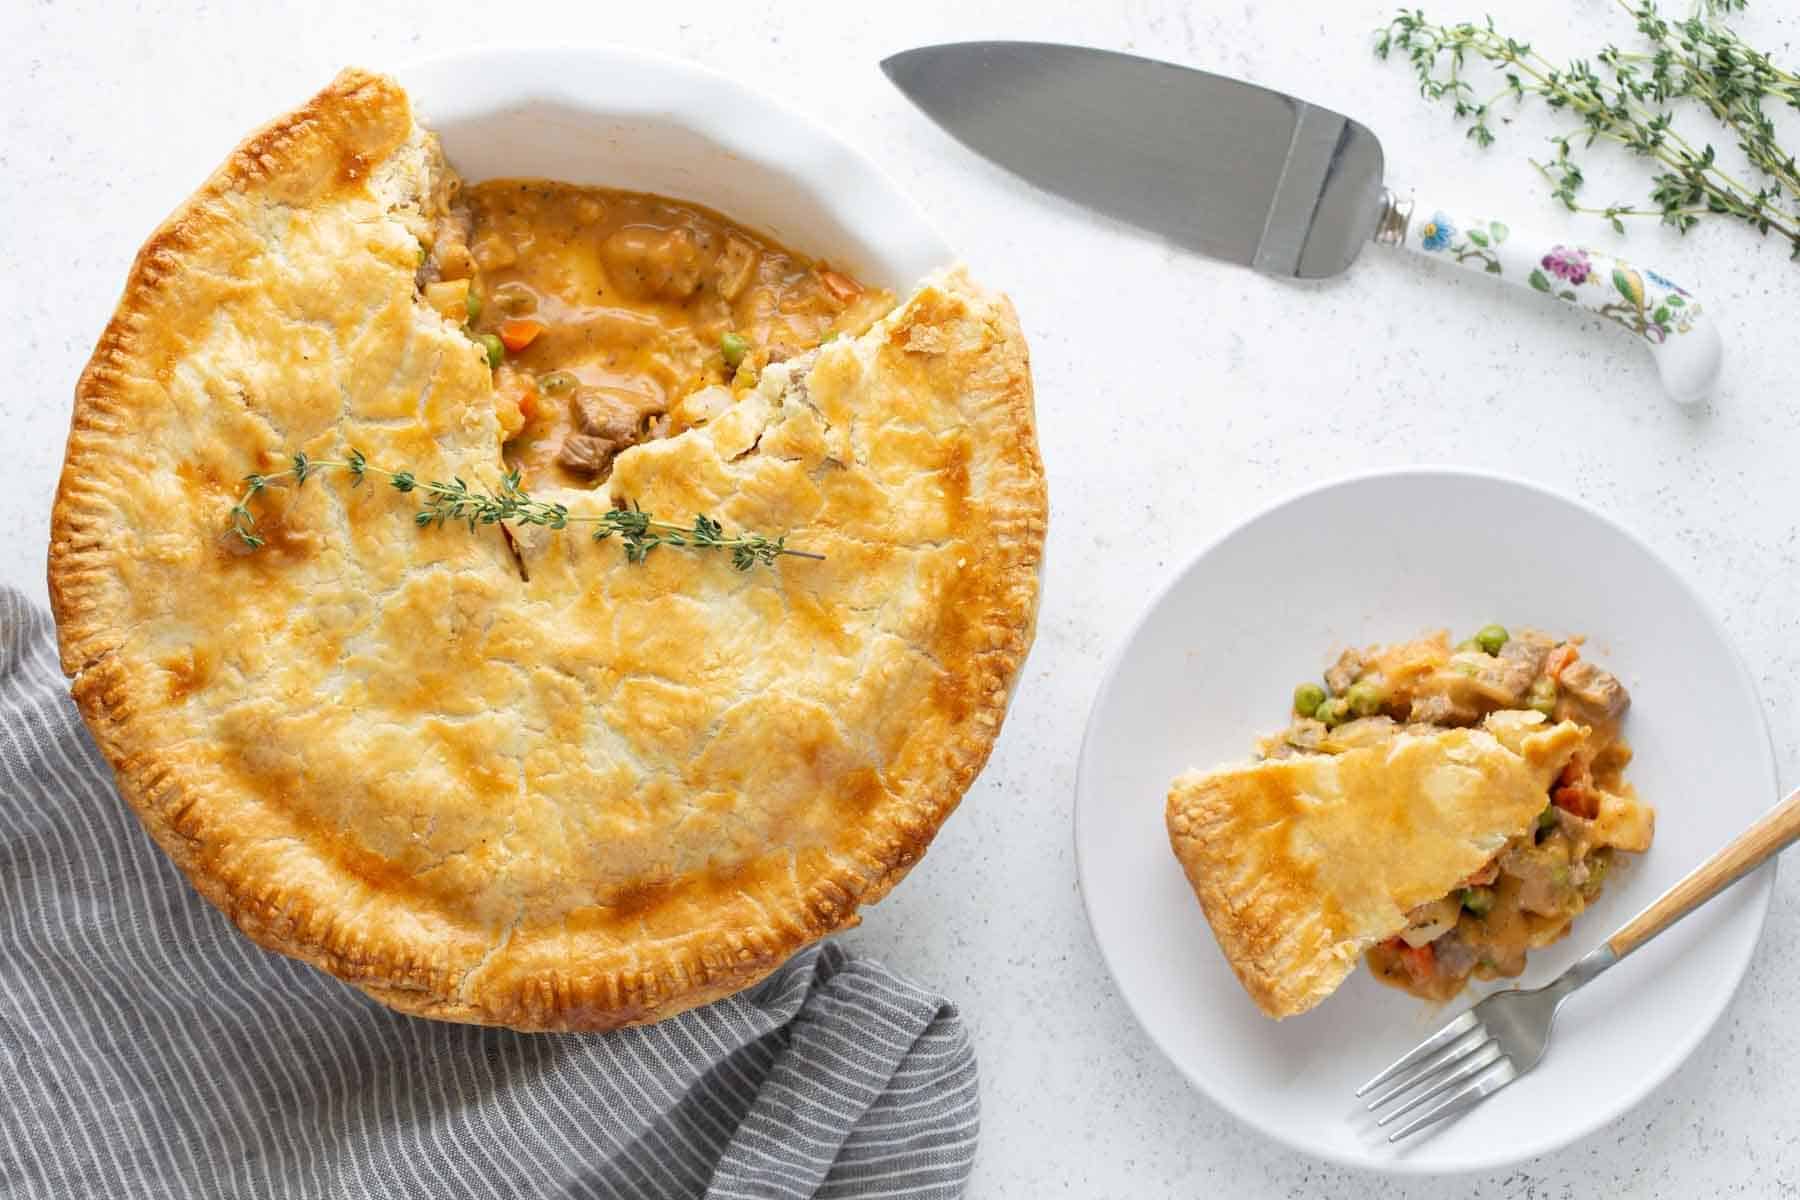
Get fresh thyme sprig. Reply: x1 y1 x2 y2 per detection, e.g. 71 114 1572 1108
1375 1 1800 255
227 450 821 570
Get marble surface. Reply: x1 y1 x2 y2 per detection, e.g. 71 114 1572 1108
6 1 1800 1194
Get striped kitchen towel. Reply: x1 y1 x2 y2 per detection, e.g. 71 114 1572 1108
0 588 979 1199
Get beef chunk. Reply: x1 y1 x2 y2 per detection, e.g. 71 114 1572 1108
1409 690 1483 727
1498 633 1551 681
1466 651 1536 707
557 434 617 476
1556 658 1630 723
570 389 641 444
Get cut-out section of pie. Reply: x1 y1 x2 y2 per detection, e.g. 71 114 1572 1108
433 178 897 494
49 69 1046 1030
1167 629 1653 1019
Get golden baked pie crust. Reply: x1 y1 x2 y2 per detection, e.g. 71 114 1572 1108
1165 719 1584 1018
48 70 1046 1030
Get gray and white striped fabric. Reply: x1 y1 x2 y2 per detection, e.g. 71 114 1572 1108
0 587 979 1199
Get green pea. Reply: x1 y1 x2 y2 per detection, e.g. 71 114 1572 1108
1345 679 1386 717
476 333 504 369
1461 886 1496 916
1315 697 1350 728
538 371 577 394
1293 682 1327 718
466 290 483 322
721 332 751 368
1454 638 1481 653
1537 804 1559 833
1475 624 1509 656
1527 677 1558 716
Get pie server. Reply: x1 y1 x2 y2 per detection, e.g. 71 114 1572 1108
882 41 1721 404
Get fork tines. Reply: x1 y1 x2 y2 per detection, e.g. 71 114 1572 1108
1356 1010 1520 1142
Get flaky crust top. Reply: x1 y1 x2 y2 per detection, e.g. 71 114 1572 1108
1165 718 1584 1019
48 70 1047 1030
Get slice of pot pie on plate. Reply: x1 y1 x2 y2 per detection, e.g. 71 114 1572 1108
1166 627 1654 1019
49 70 1047 1031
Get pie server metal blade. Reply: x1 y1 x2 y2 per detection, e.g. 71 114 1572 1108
881 41 1721 403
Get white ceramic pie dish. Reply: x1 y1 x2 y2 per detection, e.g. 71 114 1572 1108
1075 468 1778 1174
396 45 950 293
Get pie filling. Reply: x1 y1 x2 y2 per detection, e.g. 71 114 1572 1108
1263 628 1654 1002
416 173 894 491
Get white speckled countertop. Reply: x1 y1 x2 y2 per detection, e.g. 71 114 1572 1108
5 0 1800 1194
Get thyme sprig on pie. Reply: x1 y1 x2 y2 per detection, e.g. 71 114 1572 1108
228 450 819 569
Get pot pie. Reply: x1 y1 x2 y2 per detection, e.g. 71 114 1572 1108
48 70 1046 1030
1166 628 1653 1019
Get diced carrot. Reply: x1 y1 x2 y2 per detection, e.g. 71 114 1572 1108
1398 941 1436 982
1557 751 1593 792
1553 785 1599 820
1544 644 1580 682
498 318 545 352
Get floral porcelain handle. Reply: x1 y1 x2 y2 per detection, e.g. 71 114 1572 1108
1376 191 1723 404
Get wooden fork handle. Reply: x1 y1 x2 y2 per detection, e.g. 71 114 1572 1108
1608 785 1800 960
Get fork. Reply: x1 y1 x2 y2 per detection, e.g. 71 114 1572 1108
1357 784 1800 1142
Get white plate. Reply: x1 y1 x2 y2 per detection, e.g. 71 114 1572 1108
1075 469 1778 1174
396 45 950 290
